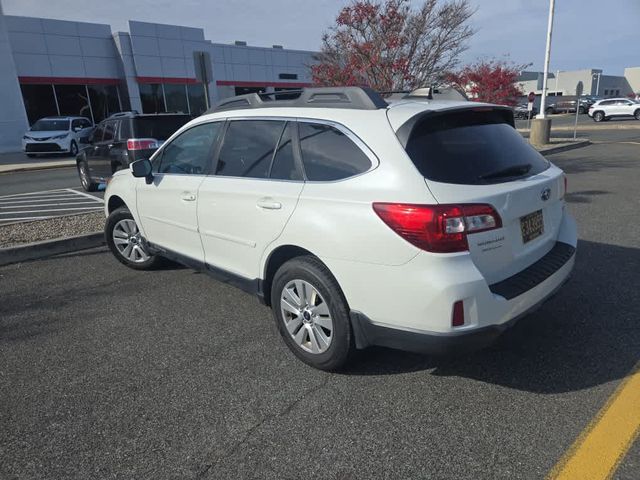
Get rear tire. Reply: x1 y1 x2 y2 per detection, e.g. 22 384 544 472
593 111 605 122
271 256 354 371
105 207 161 270
634 109 640 120
77 160 98 192
545 107 554 115
578 106 586 114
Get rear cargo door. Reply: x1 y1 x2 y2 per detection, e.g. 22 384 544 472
395 107 566 284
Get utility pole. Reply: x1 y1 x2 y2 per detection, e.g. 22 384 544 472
537 0 555 119
595 72 601 96
555 70 559 95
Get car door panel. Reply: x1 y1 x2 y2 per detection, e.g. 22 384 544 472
197 178 303 278
197 120 304 279
135 121 223 262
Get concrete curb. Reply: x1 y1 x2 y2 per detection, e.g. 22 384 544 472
0 232 104 266
536 139 591 155
0 161 76 174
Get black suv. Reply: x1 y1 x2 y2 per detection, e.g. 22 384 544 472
76 112 190 191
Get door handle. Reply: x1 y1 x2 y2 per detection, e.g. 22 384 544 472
257 198 282 210
181 192 197 202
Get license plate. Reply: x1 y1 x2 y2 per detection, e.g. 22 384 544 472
520 210 544 243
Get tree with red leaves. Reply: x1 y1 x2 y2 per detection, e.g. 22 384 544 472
311 0 475 91
447 58 530 106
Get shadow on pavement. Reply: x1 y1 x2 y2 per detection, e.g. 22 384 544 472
565 190 610 203
343 239 640 394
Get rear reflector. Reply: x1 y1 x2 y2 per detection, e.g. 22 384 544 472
452 301 465 327
127 138 159 151
372 203 502 253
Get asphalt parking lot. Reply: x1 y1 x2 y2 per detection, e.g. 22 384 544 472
1 131 639 479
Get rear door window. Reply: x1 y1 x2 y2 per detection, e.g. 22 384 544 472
298 122 371 181
403 109 549 185
216 120 285 178
102 121 117 142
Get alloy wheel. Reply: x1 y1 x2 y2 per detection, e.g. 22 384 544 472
112 218 150 263
280 279 333 354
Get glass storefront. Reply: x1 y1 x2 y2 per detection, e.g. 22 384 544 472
139 83 208 116
187 83 208 116
20 84 58 124
88 85 121 122
54 84 92 118
19 83 122 125
139 83 166 114
164 84 189 114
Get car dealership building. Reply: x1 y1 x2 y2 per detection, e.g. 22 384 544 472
0 6 316 152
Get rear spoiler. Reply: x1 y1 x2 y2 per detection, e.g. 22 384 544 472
394 105 515 149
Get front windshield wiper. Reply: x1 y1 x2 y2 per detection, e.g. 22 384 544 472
478 163 532 181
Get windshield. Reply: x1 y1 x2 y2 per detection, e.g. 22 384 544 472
133 116 190 140
404 109 549 185
31 119 70 131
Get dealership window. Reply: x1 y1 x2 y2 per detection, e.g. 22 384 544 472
274 87 301 100
187 83 208 116
88 85 121 122
164 84 189 114
20 84 58 124
235 86 266 96
140 83 166 114
55 84 92 118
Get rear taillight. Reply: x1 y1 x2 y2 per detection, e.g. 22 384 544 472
372 203 502 253
127 138 159 151
562 175 568 199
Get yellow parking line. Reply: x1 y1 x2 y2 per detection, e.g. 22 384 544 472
547 361 640 480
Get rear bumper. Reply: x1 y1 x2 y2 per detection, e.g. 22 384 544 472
350 256 573 355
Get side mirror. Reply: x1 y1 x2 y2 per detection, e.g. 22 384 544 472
73 126 82 132
130 159 153 184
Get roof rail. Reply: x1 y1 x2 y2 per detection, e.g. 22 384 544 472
107 111 139 119
209 86 388 113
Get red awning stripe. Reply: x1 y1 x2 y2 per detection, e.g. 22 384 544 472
216 80 312 88
19 76 121 85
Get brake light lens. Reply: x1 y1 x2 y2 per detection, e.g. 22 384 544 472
127 138 159 151
372 203 502 253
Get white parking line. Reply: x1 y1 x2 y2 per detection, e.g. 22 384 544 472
0 188 104 225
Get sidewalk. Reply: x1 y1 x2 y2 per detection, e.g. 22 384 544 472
0 152 75 174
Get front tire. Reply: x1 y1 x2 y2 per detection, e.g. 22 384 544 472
271 256 354 371
69 140 78 156
545 107 554 115
105 207 161 270
593 111 605 122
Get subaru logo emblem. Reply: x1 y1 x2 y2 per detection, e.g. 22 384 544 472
541 188 551 201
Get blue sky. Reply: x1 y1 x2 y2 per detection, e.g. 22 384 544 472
3 0 639 74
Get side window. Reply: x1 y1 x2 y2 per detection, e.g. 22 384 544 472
216 120 285 178
298 122 372 181
90 123 105 143
71 119 82 130
118 120 132 140
81 119 92 128
158 122 221 175
270 122 301 181
103 121 117 142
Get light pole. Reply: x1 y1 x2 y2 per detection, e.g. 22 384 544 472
537 0 556 119
593 72 601 96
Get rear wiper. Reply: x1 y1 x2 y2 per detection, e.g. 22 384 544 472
479 163 532 181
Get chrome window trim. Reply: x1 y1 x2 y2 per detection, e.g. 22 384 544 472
209 116 379 184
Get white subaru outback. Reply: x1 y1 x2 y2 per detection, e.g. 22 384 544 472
104 87 577 370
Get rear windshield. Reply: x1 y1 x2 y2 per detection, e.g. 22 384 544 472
132 115 190 140
31 119 69 131
404 110 549 185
